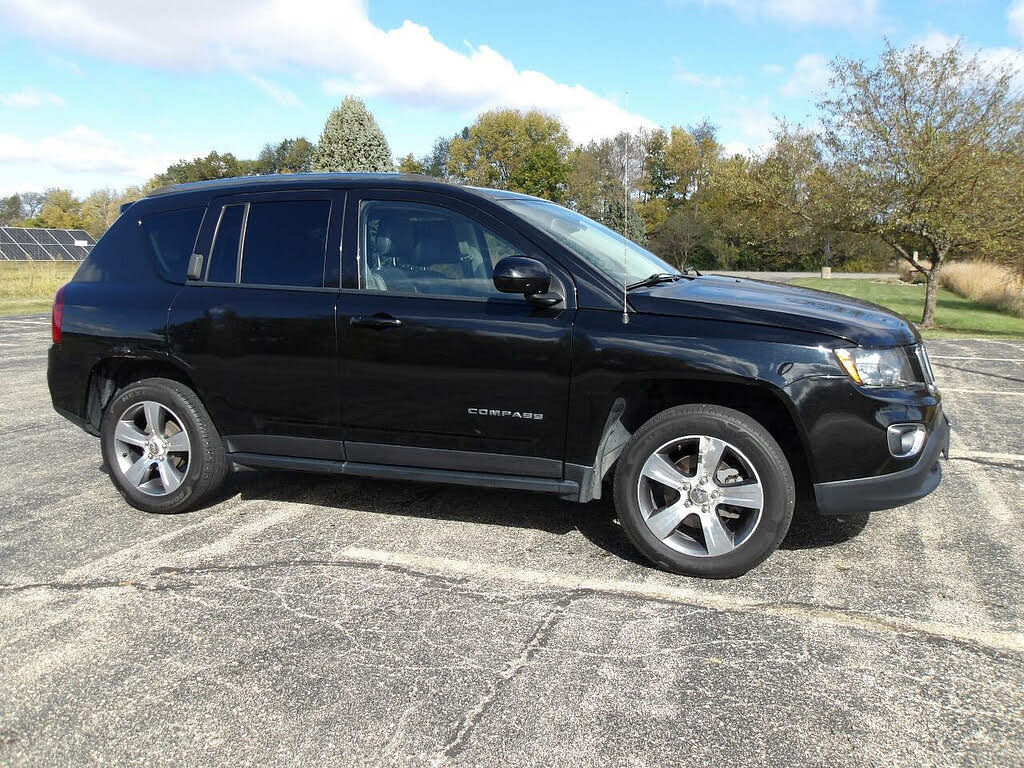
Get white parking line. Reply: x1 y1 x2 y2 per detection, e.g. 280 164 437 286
941 388 1024 395
337 547 1024 654
931 356 1024 362
950 450 1024 463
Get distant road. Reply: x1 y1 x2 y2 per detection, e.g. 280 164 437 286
713 271 898 282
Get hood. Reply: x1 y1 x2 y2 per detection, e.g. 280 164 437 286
627 275 919 347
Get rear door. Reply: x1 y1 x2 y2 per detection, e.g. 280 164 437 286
168 189 344 460
336 189 575 478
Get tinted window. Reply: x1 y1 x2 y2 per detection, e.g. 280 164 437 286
207 204 244 283
141 207 205 283
240 200 330 287
72 214 145 283
360 201 522 298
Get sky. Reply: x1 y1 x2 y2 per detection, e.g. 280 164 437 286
0 0 1022 197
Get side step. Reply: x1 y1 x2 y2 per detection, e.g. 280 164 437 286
228 452 581 498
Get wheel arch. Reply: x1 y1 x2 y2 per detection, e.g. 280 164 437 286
577 377 815 506
83 356 204 434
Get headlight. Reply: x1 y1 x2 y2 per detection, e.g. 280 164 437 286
835 347 916 387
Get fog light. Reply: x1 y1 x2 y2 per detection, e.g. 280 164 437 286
887 424 927 458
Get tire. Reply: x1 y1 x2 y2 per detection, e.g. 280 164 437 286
100 377 228 514
613 404 794 578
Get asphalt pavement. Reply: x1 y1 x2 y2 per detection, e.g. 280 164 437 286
2 313 1022 767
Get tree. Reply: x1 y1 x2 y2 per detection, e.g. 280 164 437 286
397 153 426 174
22 188 87 229
822 42 1024 326
0 194 21 226
448 109 571 201
151 151 254 187
311 96 393 173
81 188 122 237
20 191 45 219
255 137 314 175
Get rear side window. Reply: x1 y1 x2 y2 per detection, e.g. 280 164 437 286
141 207 205 283
240 200 330 287
207 205 245 283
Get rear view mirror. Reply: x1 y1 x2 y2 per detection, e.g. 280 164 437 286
492 256 551 296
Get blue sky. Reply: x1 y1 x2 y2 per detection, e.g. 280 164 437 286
1 0 1022 196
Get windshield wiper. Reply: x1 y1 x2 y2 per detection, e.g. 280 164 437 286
626 272 685 290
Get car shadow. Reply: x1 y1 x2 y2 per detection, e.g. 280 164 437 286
217 468 869 561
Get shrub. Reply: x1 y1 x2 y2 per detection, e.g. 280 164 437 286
897 259 931 284
939 261 1024 317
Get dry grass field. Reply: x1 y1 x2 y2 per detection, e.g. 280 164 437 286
940 261 1024 318
0 261 80 315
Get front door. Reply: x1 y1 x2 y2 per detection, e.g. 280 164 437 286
337 190 574 478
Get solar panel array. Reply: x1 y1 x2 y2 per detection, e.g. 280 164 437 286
0 226 96 261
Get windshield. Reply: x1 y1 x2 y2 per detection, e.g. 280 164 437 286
498 199 677 285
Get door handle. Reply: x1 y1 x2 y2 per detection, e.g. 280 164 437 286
350 314 403 329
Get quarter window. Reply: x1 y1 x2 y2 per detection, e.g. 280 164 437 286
240 200 331 287
359 201 522 298
141 207 205 283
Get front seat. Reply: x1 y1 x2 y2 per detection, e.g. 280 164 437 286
368 217 416 292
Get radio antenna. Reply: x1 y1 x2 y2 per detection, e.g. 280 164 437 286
621 92 630 325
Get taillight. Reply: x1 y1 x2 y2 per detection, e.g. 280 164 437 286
52 284 66 344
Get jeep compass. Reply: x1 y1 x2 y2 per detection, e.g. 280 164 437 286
47 173 948 577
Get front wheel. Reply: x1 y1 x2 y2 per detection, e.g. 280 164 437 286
100 377 228 514
613 404 794 578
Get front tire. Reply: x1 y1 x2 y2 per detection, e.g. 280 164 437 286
613 404 794 578
100 377 227 514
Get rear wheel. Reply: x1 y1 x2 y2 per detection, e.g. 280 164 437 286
613 404 794 578
100 377 227 514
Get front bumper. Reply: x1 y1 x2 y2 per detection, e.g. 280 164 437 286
813 409 949 516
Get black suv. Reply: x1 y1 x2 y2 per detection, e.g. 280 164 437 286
48 173 948 577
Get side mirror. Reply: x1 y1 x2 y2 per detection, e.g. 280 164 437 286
493 256 551 296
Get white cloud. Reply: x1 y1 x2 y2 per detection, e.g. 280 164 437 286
0 86 65 108
718 101 779 156
247 76 302 108
673 67 742 89
780 53 830 98
683 0 878 26
0 0 652 142
762 63 785 76
0 125 172 176
1010 1 1024 43
919 30 1024 86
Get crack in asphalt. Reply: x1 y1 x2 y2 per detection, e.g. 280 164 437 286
4 550 1022 659
435 590 582 765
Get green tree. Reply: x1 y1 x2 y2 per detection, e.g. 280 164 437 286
22 188 87 229
255 137 314 175
822 42 1024 326
448 109 571 201
151 151 253 187
397 153 426 174
0 193 21 226
311 96 393 173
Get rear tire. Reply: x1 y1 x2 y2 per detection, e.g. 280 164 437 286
613 404 794 578
100 377 227 514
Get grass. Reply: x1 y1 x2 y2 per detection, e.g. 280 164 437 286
939 261 1024 318
789 277 1024 339
0 261 79 316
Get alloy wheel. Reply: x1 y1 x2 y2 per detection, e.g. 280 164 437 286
112 400 191 496
636 435 764 557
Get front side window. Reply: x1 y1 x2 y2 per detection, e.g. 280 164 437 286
141 207 205 282
499 198 675 285
359 200 521 298
240 200 331 287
